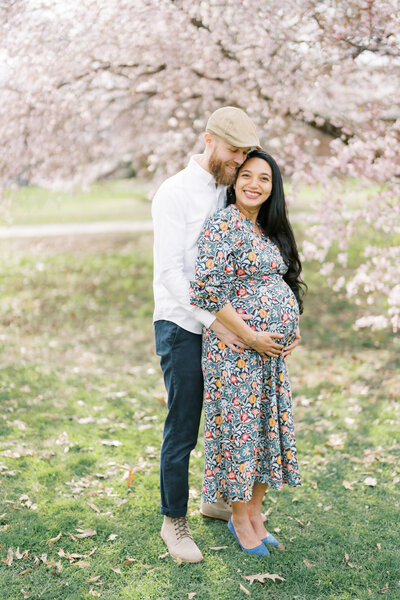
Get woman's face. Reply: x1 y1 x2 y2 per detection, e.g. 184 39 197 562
234 157 273 215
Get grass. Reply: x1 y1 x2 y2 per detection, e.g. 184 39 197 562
0 176 380 227
0 180 151 225
0 200 399 599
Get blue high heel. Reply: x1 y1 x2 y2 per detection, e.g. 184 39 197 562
262 532 280 547
228 518 270 556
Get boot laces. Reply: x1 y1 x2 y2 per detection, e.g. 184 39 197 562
174 517 193 542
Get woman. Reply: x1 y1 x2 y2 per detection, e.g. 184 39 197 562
190 149 305 556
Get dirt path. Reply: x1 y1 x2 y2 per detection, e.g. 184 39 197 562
0 220 153 238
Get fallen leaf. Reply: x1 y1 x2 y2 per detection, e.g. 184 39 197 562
100 440 122 447
344 552 362 570
111 567 122 574
244 572 286 584
378 583 389 594
15 548 29 560
46 532 62 545
0 513 7 520
325 434 344 449
188 594 197 599
173 556 182 565
125 469 135 487
377 543 381 550
88 503 100 513
73 560 91 567
74 528 97 538
19 569 33 577
273 527 281 533
324 505 333 511
124 557 135 565
86 575 102 583
2 548 13 566
303 559 314 568
342 480 354 490
209 546 228 551
364 477 377 487
240 583 251 596
294 518 306 528
158 552 169 559
107 534 118 542
20 590 31 599
88 590 101 597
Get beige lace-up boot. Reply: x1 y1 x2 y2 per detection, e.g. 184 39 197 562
161 516 203 563
200 496 232 521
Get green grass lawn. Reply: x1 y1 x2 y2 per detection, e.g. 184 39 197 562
0 180 151 225
1 177 380 228
0 218 399 598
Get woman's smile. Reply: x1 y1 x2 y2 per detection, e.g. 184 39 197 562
234 157 273 220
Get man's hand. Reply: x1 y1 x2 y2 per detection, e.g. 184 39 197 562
282 326 301 360
210 318 249 353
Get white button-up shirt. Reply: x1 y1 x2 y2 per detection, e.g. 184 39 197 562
152 155 226 334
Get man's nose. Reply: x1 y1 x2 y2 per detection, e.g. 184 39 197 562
233 154 246 165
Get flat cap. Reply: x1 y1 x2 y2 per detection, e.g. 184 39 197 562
206 106 261 149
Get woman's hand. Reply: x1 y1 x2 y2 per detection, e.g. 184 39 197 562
251 331 284 358
282 327 301 360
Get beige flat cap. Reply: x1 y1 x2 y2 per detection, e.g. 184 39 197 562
206 106 261 149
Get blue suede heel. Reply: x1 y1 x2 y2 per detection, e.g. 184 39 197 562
228 517 270 557
262 532 280 547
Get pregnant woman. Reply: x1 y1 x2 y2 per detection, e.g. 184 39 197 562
190 149 305 556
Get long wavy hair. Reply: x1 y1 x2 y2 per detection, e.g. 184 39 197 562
226 149 306 313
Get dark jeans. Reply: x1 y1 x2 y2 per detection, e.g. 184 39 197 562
154 320 204 518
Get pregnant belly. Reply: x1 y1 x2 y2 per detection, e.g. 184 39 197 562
230 280 299 347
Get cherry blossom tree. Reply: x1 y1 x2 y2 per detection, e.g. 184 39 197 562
0 0 399 329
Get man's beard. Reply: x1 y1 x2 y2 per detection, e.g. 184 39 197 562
209 151 237 186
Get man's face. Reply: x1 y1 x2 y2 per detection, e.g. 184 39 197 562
208 136 250 186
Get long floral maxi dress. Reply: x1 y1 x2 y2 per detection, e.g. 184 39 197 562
189 205 301 503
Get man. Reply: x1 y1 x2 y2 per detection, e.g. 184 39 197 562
152 107 300 562
152 106 262 563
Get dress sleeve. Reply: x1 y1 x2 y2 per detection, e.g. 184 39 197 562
189 211 236 314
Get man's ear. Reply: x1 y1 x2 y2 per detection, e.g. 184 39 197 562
203 131 214 146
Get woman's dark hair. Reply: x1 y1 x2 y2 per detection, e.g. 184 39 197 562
226 149 306 313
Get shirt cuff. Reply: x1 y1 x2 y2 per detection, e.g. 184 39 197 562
193 307 216 329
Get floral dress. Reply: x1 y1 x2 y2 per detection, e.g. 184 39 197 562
190 205 301 503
